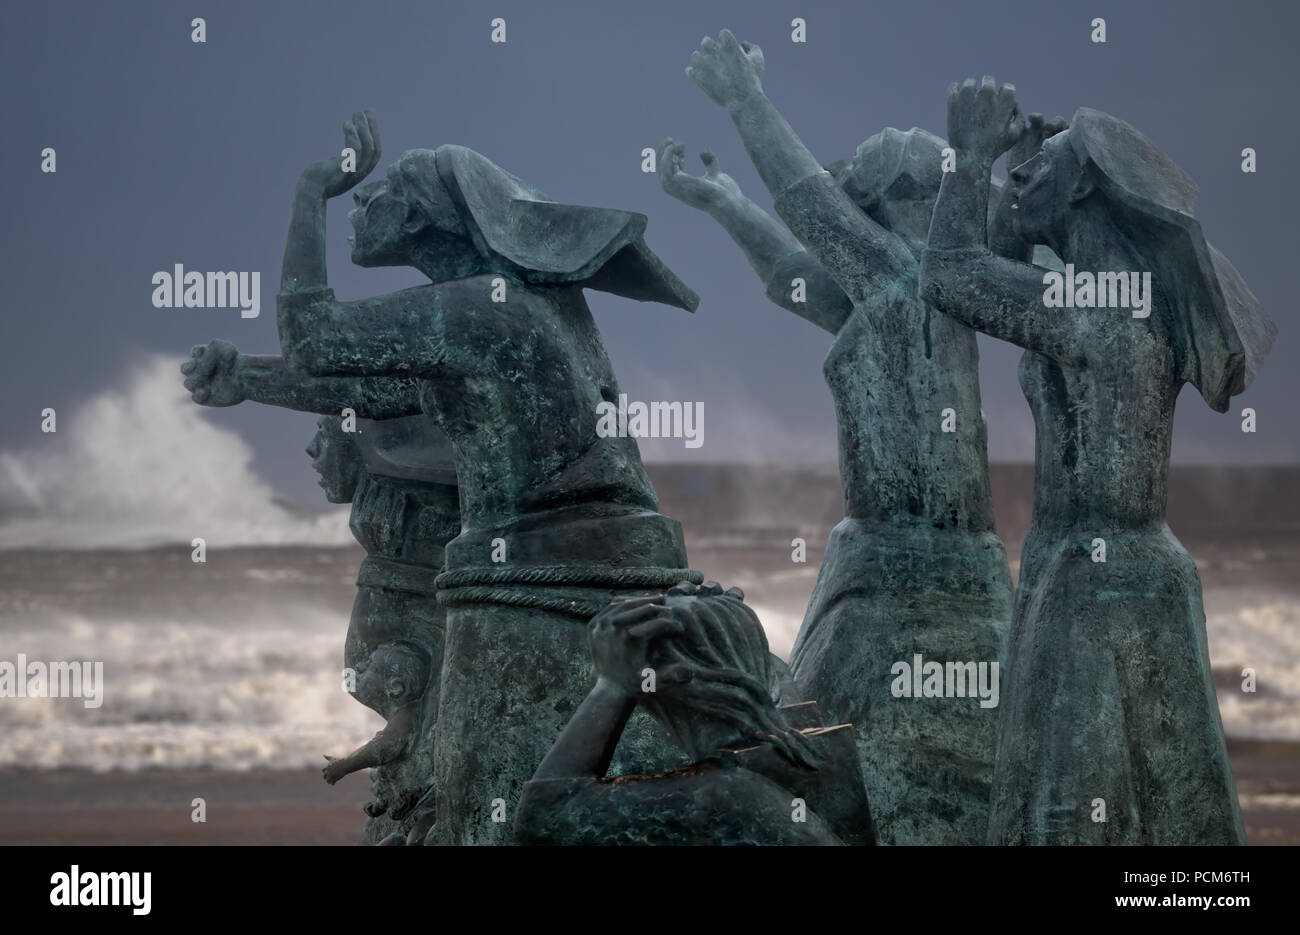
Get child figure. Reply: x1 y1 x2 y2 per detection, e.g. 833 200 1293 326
322 641 433 841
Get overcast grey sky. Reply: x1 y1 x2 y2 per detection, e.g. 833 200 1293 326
4 0 1296 505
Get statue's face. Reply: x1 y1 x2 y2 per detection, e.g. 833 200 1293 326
305 419 362 503
348 178 412 267
1008 131 1083 246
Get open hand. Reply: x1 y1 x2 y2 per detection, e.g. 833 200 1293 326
946 77 1022 162
300 110 382 199
687 29 765 108
658 139 742 211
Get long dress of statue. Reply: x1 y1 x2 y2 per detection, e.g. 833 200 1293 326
672 31 1013 844
920 81 1273 844
179 342 459 844
272 113 701 844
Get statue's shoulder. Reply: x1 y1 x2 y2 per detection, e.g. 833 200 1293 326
420 275 562 315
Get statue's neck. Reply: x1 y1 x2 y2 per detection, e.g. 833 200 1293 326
406 236 489 283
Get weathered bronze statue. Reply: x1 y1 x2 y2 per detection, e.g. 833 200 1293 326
667 30 1012 844
266 112 701 844
920 79 1273 844
180 348 458 845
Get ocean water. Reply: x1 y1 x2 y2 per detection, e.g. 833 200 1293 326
1 358 1297 771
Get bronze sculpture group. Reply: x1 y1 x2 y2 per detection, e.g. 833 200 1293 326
180 30 1273 845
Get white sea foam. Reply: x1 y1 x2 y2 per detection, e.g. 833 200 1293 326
1 595 1296 771
0 356 351 549
0 605 381 772
1208 599 1300 742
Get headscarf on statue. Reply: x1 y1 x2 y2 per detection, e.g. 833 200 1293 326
386 145 698 313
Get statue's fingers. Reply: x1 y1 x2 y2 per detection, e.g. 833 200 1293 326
180 360 195 375
627 617 685 642
700 150 720 175
363 110 381 159
610 602 669 627
343 121 361 163
609 594 665 610
662 140 685 171
193 387 211 404
601 595 664 621
188 347 218 379
353 111 374 160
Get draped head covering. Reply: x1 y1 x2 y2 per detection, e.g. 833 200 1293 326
388 145 698 312
834 127 947 213
1066 107 1275 411
828 126 1016 249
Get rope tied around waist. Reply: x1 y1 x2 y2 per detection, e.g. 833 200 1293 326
435 565 704 619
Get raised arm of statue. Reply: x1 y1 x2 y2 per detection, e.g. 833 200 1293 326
920 79 1086 366
180 339 423 418
684 30 912 303
273 112 454 378
280 110 382 295
658 138 852 334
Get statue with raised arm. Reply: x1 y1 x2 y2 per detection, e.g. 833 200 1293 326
919 77 1273 844
179 343 458 845
267 111 702 844
515 581 874 846
667 30 1014 844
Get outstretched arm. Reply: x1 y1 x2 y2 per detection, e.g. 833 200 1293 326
281 111 381 295
180 340 422 418
658 139 852 333
277 285 451 377
920 79 1085 365
321 705 416 785
685 31 912 303
238 355 422 417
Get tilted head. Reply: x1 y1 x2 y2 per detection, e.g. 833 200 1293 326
305 415 364 504
1007 108 1275 411
347 144 698 309
1005 129 1091 251
836 127 947 253
641 581 820 769
347 149 485 278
